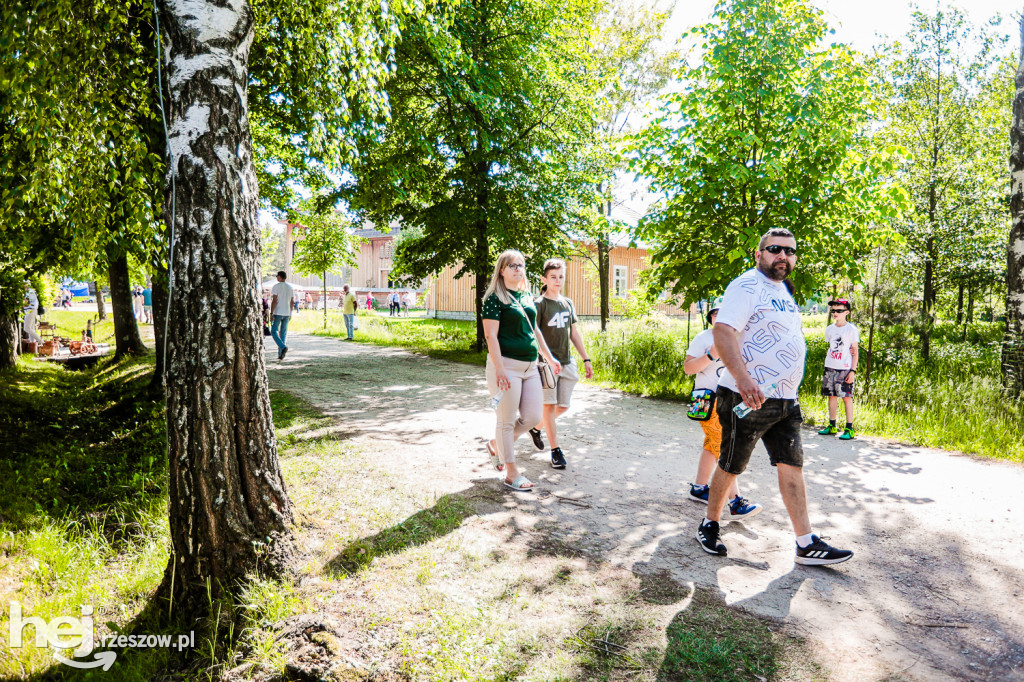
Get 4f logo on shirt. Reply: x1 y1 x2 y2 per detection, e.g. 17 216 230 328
547 312 572 329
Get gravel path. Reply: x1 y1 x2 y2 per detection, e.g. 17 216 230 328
266 332 1024 681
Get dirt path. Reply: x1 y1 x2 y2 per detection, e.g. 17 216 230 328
266 333 1024 681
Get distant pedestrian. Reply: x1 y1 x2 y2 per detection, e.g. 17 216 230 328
695 228 853 566
402 290 412 315
389 292 400 316
22 283 42 345
366 293 373 311
528 259 593 470
482 250 561 492
683 298 762 520
133 286 144 321
817 298 859 440
292 291 300 313
270 271 295 360
142 285 153 324
341 285 357 340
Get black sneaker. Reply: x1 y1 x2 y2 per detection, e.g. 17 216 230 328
280 346 288 361
695 520 727 556
795 535 853 566
528 428 544 451
550 448 566 469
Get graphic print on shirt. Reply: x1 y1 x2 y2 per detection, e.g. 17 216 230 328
717 269 806 399
546 311 573 329
829 335 846 362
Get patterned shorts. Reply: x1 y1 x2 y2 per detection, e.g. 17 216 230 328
821 368 854 398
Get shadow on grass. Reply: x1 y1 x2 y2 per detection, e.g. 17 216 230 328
0 354 165 532
323 478 502 577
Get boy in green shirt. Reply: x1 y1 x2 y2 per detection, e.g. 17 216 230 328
529 259 593 469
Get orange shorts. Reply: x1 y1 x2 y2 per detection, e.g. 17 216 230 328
699 406 722 456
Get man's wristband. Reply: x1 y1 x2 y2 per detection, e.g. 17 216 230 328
583 359 591 363
706 352 716 361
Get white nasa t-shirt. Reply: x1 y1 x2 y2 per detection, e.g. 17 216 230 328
715 268 806 399
824 322 859 370
686 329 724 391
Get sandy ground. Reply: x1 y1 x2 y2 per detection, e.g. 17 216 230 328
265 332 1024 682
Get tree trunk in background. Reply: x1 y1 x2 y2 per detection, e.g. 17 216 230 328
94 281 106 320
921 236 935 361
967 287 975 321
1004 17 1024 397
149 267 169 391
598 188 611 332
474 217 488 354
106 242 147 358
0 314 17 369
956 281 964 325
157 0 293 616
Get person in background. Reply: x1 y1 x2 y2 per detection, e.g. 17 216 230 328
142 284 153 324
22 282 42 345
817 298 859 440
366 292 374 311
528 259 592 470
683 298 762 520
341 284 357 341
482 250 561 492
133 286 144 321
270 271 295 360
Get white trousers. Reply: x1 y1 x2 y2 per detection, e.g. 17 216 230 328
486 356 543 465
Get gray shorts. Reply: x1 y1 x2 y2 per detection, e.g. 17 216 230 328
822 368 854 397
543 360 579 407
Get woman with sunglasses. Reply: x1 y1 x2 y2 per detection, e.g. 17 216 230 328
482 250 561 491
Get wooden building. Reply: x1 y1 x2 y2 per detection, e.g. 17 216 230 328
429 240 692 320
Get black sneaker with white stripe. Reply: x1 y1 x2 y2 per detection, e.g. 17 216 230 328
528 428 545 451
695 520 727 556
794 535 853 566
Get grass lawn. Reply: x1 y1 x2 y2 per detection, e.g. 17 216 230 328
0 357 820 680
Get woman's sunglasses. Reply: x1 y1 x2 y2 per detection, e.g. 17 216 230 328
505 263 525 271
764 244 797 256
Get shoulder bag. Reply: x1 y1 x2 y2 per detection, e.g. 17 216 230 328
687 388 716 421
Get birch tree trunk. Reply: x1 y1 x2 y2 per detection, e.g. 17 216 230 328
1005 16 1024 397
157 0 293 614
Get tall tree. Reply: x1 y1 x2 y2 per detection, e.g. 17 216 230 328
630 0 907 307
874 5 1007 359
584 2 675 331
156 0 293 613
289 204 358 328
340 0 602 350
1005 15 1024 396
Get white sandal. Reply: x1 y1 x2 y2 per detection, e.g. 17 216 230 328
504 475 534 492
486 440 504 471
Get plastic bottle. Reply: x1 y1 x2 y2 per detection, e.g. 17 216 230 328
489 389 506 411
733 382 778 418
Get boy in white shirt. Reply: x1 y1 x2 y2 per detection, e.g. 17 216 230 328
818 298 859 440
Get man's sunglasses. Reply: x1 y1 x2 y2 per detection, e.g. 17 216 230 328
764 244 797 256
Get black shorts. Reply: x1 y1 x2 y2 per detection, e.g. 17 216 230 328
716 387 804 475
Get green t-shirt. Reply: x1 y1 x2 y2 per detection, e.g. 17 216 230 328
535 295 577 365
482 290 539 362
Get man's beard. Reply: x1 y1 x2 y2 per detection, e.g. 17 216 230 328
757 258 792 282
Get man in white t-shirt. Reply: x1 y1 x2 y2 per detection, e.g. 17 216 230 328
695 228 853 567
818 298 859 440
684 299 762 519
269 271 294 360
